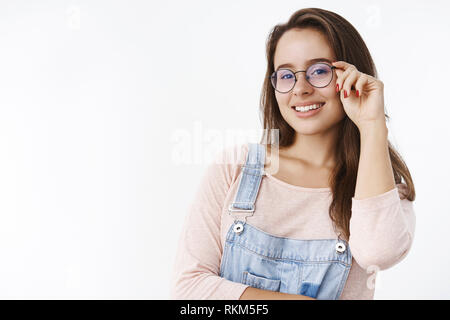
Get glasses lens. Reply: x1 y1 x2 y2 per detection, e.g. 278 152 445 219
271 63 334 92
271 69 295 93
306 63 333 88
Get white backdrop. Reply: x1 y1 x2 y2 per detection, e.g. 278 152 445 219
0 0 448 299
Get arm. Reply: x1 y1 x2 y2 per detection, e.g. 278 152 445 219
349 121 416 270
354 121 394 200
170 151 248 299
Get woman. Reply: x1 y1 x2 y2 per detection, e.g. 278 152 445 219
170 7 416 300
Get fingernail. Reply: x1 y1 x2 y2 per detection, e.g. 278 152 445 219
356 90 359 97
344 90 347 98
336 83 339 92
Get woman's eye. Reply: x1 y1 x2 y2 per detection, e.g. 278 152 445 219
311 69 328 76
280 73 293 80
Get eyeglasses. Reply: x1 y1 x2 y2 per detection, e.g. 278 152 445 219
269 63 337 93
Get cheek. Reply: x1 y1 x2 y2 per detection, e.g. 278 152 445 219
322 89 344 111
275 92 289 105
321 88 345 114
321 86 338 99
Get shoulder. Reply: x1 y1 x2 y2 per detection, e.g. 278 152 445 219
205 142 249 187
211 142 249 167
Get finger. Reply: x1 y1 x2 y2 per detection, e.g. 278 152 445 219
334 68 343 92
332 61 347 92
354 74 368 98
331 60 349 70
342 70 360 98
335 66 355 95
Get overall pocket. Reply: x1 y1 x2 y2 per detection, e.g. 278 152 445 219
299 261 350 300
242 271 281 292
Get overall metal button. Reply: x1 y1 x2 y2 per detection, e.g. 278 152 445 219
335 242 346 254
233 222 244 234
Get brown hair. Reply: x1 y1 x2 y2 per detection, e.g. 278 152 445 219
259 8 416 240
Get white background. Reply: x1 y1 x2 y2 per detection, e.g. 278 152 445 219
0 0 448 299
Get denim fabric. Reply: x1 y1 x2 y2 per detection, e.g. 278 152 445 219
219 143 352 300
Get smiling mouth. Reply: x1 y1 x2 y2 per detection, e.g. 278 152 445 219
291 102 325 112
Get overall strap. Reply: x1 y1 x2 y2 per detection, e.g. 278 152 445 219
228 142 266 217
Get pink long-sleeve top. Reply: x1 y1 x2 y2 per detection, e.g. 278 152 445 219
170 143 416 299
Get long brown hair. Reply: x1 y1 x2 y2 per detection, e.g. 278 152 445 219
259 8 416 240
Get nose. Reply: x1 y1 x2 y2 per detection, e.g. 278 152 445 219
292 71 313 95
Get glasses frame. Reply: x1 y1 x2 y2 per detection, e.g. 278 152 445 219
269 63 337 93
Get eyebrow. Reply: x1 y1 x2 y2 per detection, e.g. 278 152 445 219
275 58 332 70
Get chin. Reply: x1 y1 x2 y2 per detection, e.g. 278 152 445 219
292 126 325 135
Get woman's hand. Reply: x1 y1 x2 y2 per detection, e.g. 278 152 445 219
332 60 387 132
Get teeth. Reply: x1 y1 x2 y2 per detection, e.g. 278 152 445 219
294 103 323 112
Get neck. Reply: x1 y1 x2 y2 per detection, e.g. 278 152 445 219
280 126 339 170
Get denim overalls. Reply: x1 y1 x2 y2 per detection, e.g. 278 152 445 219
219 143 352 300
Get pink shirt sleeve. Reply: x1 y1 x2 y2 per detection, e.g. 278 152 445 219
170 146 250 299
349 184 416 271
